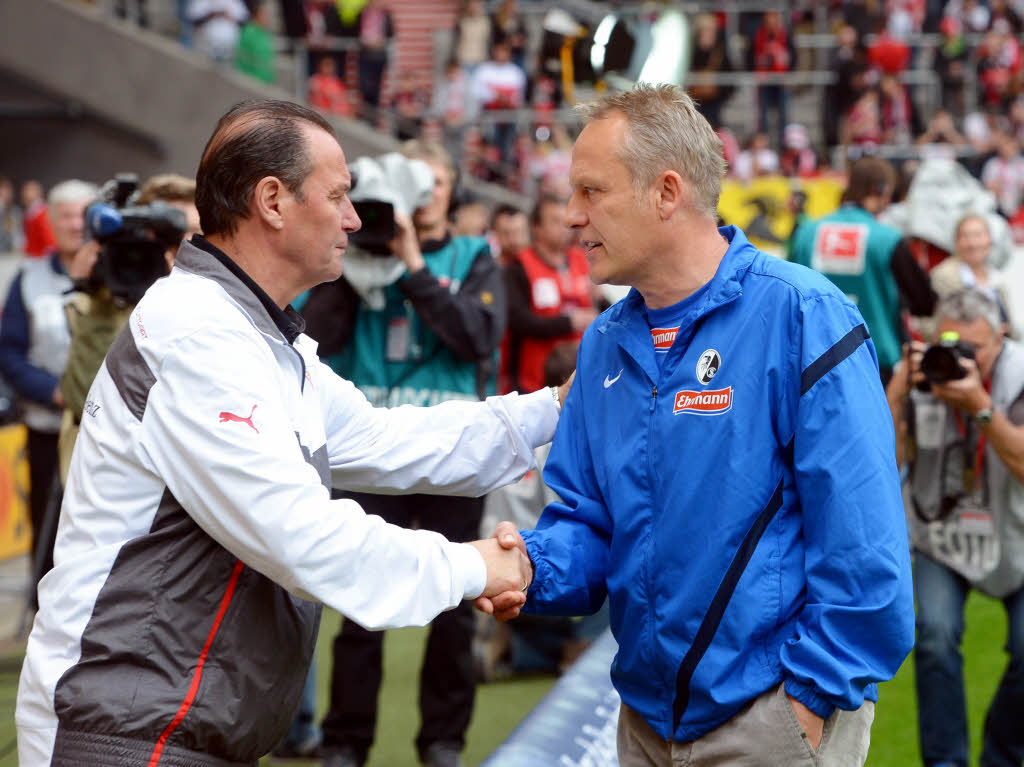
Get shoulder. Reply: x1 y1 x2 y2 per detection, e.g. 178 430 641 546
135 269 259 347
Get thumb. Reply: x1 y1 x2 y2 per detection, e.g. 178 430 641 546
493 521 522 551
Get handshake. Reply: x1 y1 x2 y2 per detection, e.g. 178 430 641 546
466 521 532 622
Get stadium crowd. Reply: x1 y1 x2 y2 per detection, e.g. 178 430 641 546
3 1 1024 766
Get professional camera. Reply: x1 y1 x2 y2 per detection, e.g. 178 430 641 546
919 331 977 386
346 154 435 257
83 174 186 304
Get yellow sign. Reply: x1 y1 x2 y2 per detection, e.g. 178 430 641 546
718 176 846 255
0 423 31 560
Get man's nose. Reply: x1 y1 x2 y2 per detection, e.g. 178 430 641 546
342 199 361 233
566 197 586 229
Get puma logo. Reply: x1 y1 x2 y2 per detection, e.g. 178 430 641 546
219 404 259 434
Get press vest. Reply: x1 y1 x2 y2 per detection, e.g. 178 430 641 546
20 254 72 432
516 246 591 392
333 236 492 406
793 205 903 370
907 339 1024 598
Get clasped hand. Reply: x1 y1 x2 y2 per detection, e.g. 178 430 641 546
469 521 532 620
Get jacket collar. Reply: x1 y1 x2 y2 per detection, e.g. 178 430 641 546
595 226 760 381
175 235 306 344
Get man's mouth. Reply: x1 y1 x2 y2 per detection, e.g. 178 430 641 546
582 240 603 253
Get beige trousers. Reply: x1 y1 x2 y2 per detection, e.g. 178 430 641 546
617 682 874 767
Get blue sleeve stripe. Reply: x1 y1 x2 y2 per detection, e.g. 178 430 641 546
800 324 870 395
672 478 785 733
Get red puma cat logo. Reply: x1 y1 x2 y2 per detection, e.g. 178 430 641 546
218 404 259 434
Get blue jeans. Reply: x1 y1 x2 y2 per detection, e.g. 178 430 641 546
913 552 1024 767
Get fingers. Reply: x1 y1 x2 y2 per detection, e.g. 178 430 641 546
493 520 523 551
473 595 494 614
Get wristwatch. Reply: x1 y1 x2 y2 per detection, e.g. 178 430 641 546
974 406 994 426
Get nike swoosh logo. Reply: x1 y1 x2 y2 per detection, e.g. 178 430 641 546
603 370 623 388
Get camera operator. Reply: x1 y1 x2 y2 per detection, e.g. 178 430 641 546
58 173 197 483
885 287 1024 767
302 140 505 767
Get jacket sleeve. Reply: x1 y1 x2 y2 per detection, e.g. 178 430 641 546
519 365 611 615
136 326 491 631
0 272 60 403
505 260 574 338
778 294 915 718
318 357 559 496
400 243 506 362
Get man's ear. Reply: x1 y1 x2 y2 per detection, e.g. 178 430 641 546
253 176 285 230
655 170 687 221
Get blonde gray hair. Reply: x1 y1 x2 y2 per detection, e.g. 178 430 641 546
47 179 99 207
575 84 726 218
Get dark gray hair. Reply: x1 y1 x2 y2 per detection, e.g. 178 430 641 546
575 83 726 218
936 288 1003 334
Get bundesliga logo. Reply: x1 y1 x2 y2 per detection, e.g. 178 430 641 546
673 386 733 415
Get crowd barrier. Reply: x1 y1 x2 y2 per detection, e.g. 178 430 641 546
481 629 620 767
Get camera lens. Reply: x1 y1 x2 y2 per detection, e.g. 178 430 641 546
920 345 966 384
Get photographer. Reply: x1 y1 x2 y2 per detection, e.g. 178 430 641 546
58 173 197 482
886 287 1024 767
302 140 506 767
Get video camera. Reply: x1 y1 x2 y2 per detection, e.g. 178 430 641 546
83 174 186 304
345 154 436 257
918 331 977 388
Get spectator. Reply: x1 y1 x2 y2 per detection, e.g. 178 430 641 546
982 131 1024 219
453 200 490 237
688 13 735 129
304 141 507 767
504 196 595 394
0 176 24 254
885 288 1024 767
880 72 915 145
733 131 780 183
429 58 475 161
915 107 969 160
936 14 969 116
454 0 492 75
976 21 1023 110
779 123 817 178
304 0 350 85
187 0 249 62
489 0 527 73
21 180 55 258
356 0 394 116
749 10 793 147
489 203 528 266
929 214 1011 322
391 69 428 141
309 54 355 117
867 16 912 76
471 39 526 168
791 157 936 383
234 0 276 83
844 86 883 149
0 179 97 591
824 23 868 147
945 0 992 33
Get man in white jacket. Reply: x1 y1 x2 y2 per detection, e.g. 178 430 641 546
16 99 560 766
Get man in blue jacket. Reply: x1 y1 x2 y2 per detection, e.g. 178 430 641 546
478 84 915 765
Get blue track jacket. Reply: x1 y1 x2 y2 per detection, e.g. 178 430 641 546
521 226 914 743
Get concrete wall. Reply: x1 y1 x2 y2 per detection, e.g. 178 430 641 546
0 0 525 207
0 0 396 182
